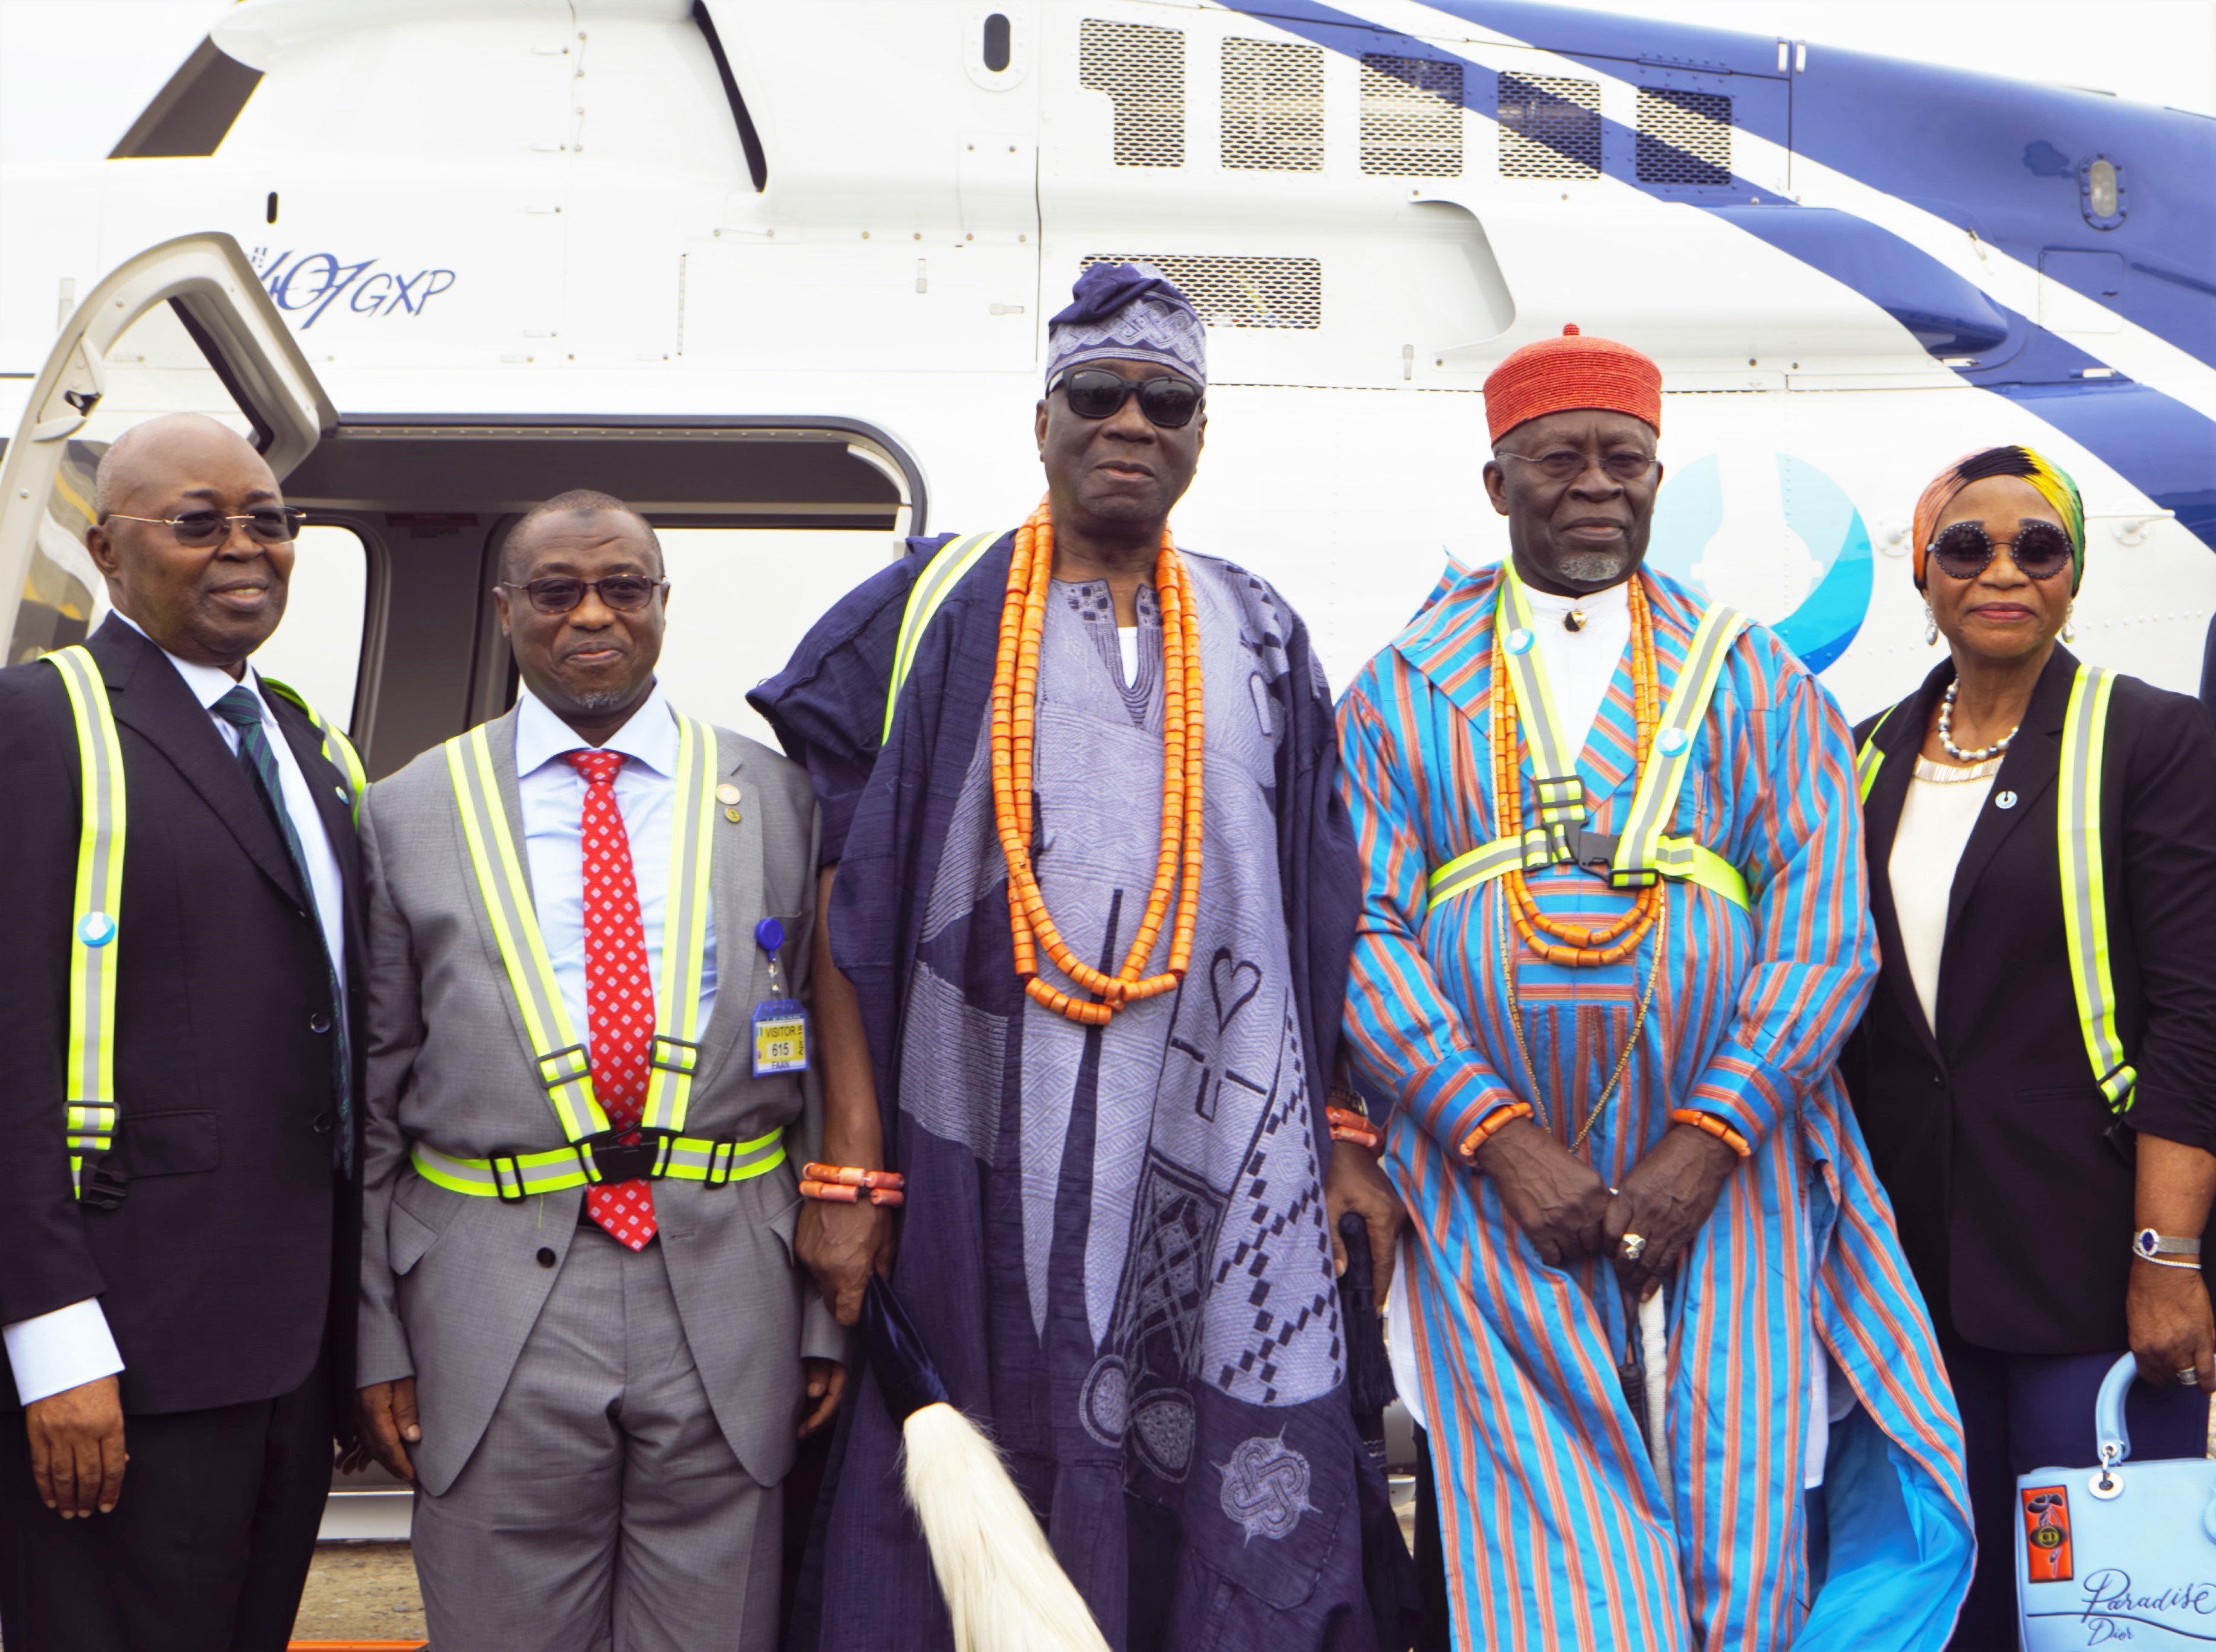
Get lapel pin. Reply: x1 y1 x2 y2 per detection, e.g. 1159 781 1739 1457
1996 790 2018 810
725 805 743 824
717 783 741 805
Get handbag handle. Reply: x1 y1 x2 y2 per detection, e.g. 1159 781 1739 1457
2093 1351 2139 1471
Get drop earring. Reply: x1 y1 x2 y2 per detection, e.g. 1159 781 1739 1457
2061 602 2076 644
1925 604 1939 647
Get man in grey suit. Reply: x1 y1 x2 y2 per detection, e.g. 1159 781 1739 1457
354 489 844 1651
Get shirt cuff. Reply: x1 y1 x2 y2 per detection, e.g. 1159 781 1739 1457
4 1299 124 1406
1402 1057 1523 1162
1684 1045 1790 1150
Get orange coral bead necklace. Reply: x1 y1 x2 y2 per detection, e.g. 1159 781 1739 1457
1490 568 1665 967
991 499 1205 1025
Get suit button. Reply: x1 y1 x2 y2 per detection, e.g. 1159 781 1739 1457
311 1111 334 1134
310 1012 333 1034
536 1247 557 1269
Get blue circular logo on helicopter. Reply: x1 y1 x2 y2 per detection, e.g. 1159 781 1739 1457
1644 453 1874 676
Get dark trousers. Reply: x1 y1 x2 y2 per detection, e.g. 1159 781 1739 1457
1944 1336 2207 1651
0 1353 330 1652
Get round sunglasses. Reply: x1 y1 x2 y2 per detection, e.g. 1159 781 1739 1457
1051 368 1204 430
501 575 668 615
1927 519 2075 583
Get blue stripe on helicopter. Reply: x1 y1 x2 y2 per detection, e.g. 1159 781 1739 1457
1215 1 2216 551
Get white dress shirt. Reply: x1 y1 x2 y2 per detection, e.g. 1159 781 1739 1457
513 684 719 1051
4 615 350 1406
1521 575 1633 763
1889 754 2002 1034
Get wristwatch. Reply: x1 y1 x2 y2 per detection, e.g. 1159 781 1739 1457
2134 1228 2203 1268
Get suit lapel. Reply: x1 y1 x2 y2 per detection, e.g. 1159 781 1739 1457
267 691 361 894
1939 647 2077 959
92 618 306 908
1862 669 1948 1062
694 729 760 1092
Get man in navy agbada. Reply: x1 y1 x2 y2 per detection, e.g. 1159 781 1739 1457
754 265 1403 1650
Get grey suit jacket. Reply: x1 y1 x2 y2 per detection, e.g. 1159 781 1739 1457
356 705 843 1494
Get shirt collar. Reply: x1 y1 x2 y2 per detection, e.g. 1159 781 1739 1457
513 681 676 780
108 608 267 714
1518 575 1631 623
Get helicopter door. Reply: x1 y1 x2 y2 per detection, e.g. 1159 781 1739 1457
0 231 335 665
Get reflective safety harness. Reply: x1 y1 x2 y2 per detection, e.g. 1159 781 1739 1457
413 716 786 1200
1426 571 1753 915
1857 664 2134 1110
883 531 1002 743
42 645 364 1199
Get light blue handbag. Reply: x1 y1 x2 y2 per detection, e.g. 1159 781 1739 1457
2017 1353 2216 1648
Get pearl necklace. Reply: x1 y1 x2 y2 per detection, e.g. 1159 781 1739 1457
1937 679 2018 764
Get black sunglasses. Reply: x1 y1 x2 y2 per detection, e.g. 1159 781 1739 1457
1927 520 2075 583
103 507 307 546
1052 368 1205 429
501 575 667 615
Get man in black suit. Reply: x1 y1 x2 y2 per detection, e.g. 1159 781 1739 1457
0 413 363 1651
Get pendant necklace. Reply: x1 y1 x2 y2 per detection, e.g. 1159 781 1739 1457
1936 678 2018 764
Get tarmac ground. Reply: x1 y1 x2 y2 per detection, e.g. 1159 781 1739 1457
295 1543 426 1644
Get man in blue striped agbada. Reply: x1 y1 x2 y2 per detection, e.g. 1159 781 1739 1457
1337 326 1974 1650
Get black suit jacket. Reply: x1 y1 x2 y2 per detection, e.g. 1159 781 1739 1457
0 616 365 1424
1846 647 2216 1354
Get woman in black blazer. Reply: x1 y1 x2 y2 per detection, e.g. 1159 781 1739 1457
1847 444 2216 1650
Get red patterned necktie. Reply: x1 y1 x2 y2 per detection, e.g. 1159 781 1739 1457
567 748 657 1249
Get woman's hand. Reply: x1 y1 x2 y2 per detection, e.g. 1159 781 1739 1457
2128 1258 2215 1393
1472 1118 1615 1267
1603 1124 1739 1301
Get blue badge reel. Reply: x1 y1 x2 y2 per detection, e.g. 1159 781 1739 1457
751 917 808 1077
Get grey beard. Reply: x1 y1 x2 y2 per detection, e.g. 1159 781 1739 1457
1556 549 1633 586
571 685 638 712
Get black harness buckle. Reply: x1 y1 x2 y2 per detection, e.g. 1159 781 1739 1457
1559 825 1621 879
586 1130 672 1185
78 1153 129 1211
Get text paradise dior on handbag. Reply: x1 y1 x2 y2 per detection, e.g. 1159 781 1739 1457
2019 1354 2216 1648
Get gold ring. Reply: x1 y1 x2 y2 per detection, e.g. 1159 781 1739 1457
1620 1233 1647 1263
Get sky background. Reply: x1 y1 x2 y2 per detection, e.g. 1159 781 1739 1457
1 0 2211 169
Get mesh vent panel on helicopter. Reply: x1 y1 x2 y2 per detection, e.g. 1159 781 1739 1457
1078 255 1321 328
1360 54 1464 176
1220 37 1325 171
1636 88 1732 185
1080 18 1185 167
1495 73 1601 178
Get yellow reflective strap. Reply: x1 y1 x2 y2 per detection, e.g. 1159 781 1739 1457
883 531 1000 745
1855 699 1904 804
412 1127 785 1199
1426 832 1748 914
44 647 124 1197
641 714 719 1137
1613 604 1746 886
1493 563 1584 828
261 676 367 819
445 725 607 1141
2058 666 2136 1111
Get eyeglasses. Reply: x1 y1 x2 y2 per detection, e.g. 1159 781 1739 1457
102 507 307 546
1494 449 1659 485
1926 520 2075 582
1051 368 1205 429
500 575 668 615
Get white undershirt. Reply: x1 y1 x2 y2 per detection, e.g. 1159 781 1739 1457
1118 624 1139 682
1888 755 2002 1034
1519 577 1633 760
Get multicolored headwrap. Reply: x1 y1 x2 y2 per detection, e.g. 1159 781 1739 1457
1045 262 1208 389
1483 323 1662 443
1911 444 2087 591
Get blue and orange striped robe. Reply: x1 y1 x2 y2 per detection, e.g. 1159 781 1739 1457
1338 565 1972 1650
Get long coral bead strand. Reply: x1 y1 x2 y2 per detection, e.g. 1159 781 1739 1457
991 500 1205 1024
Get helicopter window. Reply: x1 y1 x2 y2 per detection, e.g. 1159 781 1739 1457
240 524 369 734
983 14 1012 74
1497 74 1600 180
1222 38 1325 172
1636 88 1732 187
1080 18 1186 168
1361 55 1463 178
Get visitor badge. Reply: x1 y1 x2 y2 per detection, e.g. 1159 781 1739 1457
752 999 809 1076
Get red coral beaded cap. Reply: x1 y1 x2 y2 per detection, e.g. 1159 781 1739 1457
1482 323 1664 444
